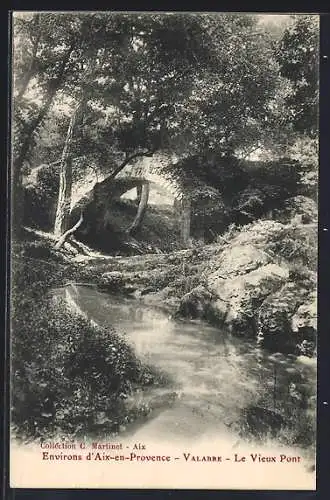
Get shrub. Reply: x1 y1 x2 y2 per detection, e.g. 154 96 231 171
23 164 59 230
11 249 161 440
218 219 317 272
266 223 317 270
11 292 159 439
191 185 229 242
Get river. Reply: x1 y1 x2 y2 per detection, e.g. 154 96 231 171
58 283 317 488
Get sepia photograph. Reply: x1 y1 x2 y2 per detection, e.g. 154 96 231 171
10 11 318 489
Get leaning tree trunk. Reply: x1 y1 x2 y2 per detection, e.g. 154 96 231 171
53 55 97 239
54 154 73 238
180 195 191 247
12 43 74 239
53 100 85 237
127 181 150 235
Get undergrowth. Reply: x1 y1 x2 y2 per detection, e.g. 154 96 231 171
11 248 166 440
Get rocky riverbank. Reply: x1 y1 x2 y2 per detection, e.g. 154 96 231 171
17 199 317 359
177 220 316 356
92 215 317 357
11 200 317 442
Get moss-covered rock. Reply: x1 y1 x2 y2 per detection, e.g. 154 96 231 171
208 262 289 335
99 271 126 291
175 219 317 355
177 285 214 319
257 281 312 352
292 291 317 357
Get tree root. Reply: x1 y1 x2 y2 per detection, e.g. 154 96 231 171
54 212 84 250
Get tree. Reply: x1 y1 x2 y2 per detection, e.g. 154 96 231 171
168 14 284 159
13 12 132 236
45 13 218 240
15 13 289 246
275 15 319 137
60 13 287 246
271 15 319 200
12 13 83 236
53 66 92 237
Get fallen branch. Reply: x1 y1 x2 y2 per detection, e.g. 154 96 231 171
70 237 93 256
54 212 84 250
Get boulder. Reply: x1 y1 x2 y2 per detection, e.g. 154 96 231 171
176 241 290 336
257 283 317 355
223 220 285 248
207 244 271 283
173 217 316 355
257 282 305 352
292 291 317 357
208 262 289 335
177 286 213 319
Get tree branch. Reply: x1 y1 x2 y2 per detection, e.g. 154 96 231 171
14 41 76 172
108 148 157 180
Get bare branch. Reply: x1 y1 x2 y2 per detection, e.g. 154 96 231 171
108 148 157 180
14 41 76 171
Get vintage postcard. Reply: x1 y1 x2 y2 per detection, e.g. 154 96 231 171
10 11 318 489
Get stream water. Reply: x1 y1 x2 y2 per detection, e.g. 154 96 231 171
66 284 316 458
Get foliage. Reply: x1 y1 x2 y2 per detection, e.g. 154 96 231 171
23 164 59 229
190 185 229 242
285 137 318 199
13 12 216 173
273 195 318 225
14 13 290 189
267 223 317 270
11 253 161 439
161 153 302 241
146 13 284 158
13 13 320 246
275 15 319 136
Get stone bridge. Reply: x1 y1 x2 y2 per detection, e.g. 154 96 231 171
93 176 150 202
72 176 150 214
70 176 151 244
